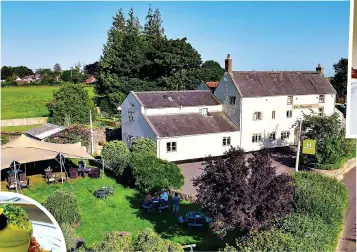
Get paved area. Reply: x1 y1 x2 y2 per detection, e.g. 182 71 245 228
337 167 356 252
179 147 296 195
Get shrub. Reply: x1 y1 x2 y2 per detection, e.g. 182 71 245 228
193 148 295 237
130 153 184 193
134 228 183 252
60 223 79 251
47 84 96 126
43 190 81 225
46 124 91 150
292 172 347 225
92 231 132 252
101 140 130 176
130 137 156 157
278 213 335 251
298 113 356 168
231 228 298 252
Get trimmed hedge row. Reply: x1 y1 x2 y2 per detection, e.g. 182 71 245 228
312 151 356 170
225 172 348 251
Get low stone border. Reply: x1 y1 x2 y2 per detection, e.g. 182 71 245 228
310 158 356 181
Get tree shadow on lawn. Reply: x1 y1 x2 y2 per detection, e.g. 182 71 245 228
125 192 238 251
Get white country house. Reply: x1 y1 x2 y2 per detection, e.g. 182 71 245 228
121 55 336 162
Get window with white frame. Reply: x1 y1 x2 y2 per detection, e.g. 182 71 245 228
318 95 325 103
318 107 324 116
128 111 134 121
229 96 236 105
167 142 177 152
223 137 231 146
287 96 293 105
286 110 292 118
272 111 276 119
269 132 276 141
252 112 263 121
200 108 208 116
281 131 290 139
252 133 262 143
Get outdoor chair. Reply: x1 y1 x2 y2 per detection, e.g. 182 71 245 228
69 168 78 179
89 168 100 179
94 189 107 199
19 173 27 182
6 176 16 190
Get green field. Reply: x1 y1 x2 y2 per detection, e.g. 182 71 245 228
0 124 43 132
1 85 95 120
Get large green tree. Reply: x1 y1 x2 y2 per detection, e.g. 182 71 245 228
1 66 33 79
96 7 203 114
46 84 96 125
330 58 347 97
198 60 225 82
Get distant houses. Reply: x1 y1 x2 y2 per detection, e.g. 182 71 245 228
15 74 42 84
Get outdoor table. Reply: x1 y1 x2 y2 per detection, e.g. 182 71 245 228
179 212 210 228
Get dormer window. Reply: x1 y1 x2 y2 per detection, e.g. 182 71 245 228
200 108 208 116
167 96 173 101
287 96 293 105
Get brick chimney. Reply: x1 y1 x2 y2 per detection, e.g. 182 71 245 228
316 63 324 75
225 54 232 72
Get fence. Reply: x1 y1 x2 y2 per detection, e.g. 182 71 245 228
1 117 48 127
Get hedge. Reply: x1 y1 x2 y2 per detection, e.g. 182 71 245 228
310 151 356 170
227 172 348 251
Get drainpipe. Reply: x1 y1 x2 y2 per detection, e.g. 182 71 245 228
157 138 160 158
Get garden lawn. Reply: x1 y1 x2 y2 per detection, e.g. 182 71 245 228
1 85 95 119
0 124 43 132
23 175 233 250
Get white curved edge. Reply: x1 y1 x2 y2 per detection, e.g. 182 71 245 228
346 0 357 139
0 192 67 252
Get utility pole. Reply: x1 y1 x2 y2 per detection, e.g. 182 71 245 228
90 110 94 155
295 120 302 172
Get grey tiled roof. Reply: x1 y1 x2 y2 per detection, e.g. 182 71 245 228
231 71 337 97
26 123 65 140
134 90 221 108
146 112 239 137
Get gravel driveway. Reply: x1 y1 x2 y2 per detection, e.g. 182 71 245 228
179 147 296 195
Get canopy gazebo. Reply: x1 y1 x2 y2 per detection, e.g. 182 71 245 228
1 134 95 192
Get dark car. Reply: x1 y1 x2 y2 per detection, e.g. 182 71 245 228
336 104 346 118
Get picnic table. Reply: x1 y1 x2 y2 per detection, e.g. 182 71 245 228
94 186 114 199
178 212 211 228
142 197 169 214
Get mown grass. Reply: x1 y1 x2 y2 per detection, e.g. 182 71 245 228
1 85 95 119
0 124 43 132
18 175 234 250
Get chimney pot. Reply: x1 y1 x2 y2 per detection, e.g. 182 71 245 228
225 54 232 72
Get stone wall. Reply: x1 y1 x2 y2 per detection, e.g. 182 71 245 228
93 128 106 155
1 117 48 127
310 158 356 181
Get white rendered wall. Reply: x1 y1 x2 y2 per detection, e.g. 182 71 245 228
214 72 242 127
157 131 240 162
121 93 157 146
240 93 336 152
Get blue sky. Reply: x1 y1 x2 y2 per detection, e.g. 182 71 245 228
1 1 350 77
